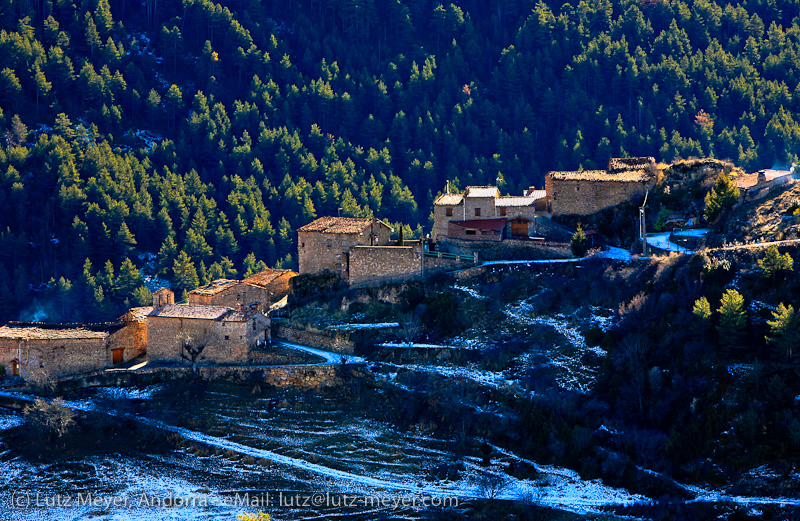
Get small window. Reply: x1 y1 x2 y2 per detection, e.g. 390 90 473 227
445 208 453 217
499 207 506 216
301 242 305 248
225 335 230 340
474 208 481 216
327 239 332 248
252 320 257 330
466 229 477 235
576 185 580 192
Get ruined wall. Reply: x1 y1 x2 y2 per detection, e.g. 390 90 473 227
348 245 423 286
446 222 503 242
546 176 651 216
146 316 252 364
273 324 355 354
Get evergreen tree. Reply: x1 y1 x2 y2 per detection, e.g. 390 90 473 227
172 251 199 296
703 172 740 222
717 289 747 351
757 245 793 279
766 303 799 361
571 225 588 258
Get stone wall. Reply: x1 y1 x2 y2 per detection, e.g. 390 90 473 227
273 324 355 354
438 236 571 260
546 176 651 216
348 244 423 286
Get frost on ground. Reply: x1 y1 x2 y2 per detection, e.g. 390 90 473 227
452 285 486 300
503 298 605 393
329 322 400 331
0 412 23 431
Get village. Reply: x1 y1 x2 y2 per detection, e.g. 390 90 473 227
0 157 796 383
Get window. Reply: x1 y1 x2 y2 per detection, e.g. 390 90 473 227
445 208 453 217
576 185 580 192
252 320 257 330
327 239 332 248
225 335 230 340
301 242 305 248
474 208 481 216
466 229 477 235
499 207 506 216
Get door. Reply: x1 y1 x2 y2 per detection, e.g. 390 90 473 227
112 348 124 365
510 219 529 237
11 360 19 376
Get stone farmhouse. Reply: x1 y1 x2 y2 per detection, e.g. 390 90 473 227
432 186 546 242
188 269 296 313
0 314 147 379
147 289 270 365
545 157 658 216
298 216 393 277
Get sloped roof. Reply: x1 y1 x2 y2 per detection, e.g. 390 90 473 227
221 310 260 322
149 305 232 320
123 307 154 323
434 193 464 205
243 268 296 288
0 322 123 340
608 157 656 172
298 217 391 234
189 279 239 296
465 186 500 198
496 196 536 207
548 170 652 182
449 218 508 231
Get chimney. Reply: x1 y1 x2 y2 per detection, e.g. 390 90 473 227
153 287 175 308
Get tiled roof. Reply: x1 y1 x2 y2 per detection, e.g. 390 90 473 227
548 170 652 182
496 196 536 207
0 322 123 340
221 310 259 322
149 305 232 320
123 307 153 323
243 269 296 287
523 189 547 200
465 186 500 198
608 157 656 172
298 217 391 234
434 193 464 205
189 279 239 296
449 218 508 231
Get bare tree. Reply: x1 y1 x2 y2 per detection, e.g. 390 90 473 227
397 313 422 347
178 332 206 376
477 471 509 499
23 398 76 441
27 367 57 395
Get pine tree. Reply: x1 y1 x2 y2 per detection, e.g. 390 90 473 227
757 245 793 279
767 303 799 361
704 172 740 222
717 289 746 351
571 225 588 258
172 251 199 295
117 258 142 296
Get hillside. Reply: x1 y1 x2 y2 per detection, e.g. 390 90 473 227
2 0 800 322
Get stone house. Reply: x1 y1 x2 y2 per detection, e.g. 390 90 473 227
187 278 267 311
146 303 269 365
297 217 393 277
447 218 508 241
242 268 297 302
432 186 543 241
0 321 141 379
545 157 657 216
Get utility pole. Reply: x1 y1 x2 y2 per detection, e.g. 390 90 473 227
639 189 649 256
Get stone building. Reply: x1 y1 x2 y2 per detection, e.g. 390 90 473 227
153 287 175 307
545 157 657 216
735 168 795 201
146 303 270 365
242 268 297 302
297 217 393 277
432 186 543 241
0 321 141 379
187 279 266 311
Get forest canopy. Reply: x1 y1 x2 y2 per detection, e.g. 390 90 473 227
1 0 799 322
